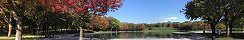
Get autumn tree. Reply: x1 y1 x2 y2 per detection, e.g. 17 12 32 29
137 24 146 30
98 16 109 30
119 23 129 31
39 0 123 40
90 15 100 31
90 15 109 31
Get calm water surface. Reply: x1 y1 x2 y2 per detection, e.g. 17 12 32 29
25 31 206 40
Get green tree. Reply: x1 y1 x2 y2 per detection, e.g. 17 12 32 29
221 0 244 36
0 0 42 39
183 0 227 39
107 16 120 31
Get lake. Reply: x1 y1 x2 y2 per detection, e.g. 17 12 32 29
25 31 206 40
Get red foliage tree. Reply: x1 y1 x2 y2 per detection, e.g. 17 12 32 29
39 0 123 15
39 0 123 40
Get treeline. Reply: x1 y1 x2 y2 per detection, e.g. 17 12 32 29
144 21 238 31
0 0 125 39
0 12 148 35
0 4 146 36
183 0 244 38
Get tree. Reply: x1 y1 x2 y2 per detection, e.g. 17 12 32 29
216 23 226 30
119 23 129 31
107 16 120 31
90 15 109 31
0 0 41 40
183 0 227 40
90 15 99 31
0 0 14 37
222 0 244 36
0 0 123 40
98 16 109 30
39 0 123 40
137 24 146 30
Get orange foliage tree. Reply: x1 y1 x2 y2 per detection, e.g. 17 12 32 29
90 15 100 31
90 15 109 31
119 23 129 31
137 24 146 30
98 16 109 30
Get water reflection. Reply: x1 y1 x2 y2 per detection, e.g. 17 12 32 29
26 31 206 40
84 31 190 39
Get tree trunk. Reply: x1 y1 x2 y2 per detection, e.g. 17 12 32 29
29 26 31 34
14 18 22 40
0 26 1 31
14 13 22 40
43 26 46 37
8 23 12 37
225 20 230 37
229 21 233 34
36 26 39 35
80 27 83 40
226 25 230 37
243 25 244 32
15 22 22 40
31 26 35 34
230 26 232 34
203 25 205 34
210 23 216 40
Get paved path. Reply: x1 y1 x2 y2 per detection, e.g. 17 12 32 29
173 31 244 34
190 31 244 34
111 38 190 40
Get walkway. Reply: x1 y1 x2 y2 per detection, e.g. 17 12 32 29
111 38 190 40
173 31 244 34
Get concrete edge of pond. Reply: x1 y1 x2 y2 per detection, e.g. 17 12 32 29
85 31 146 34
0 35 45 40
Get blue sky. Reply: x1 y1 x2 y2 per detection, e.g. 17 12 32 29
107 0 192 24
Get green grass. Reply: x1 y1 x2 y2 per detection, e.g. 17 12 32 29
142 27 178 38
144 27 177 32
0 34 45 40
143 27 177 31
143 27 177 34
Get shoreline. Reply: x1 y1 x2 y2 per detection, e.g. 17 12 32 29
0 35 45 40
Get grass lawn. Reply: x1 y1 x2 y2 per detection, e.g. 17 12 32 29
143 27 178 34
0 34 45 40
143 27 177 32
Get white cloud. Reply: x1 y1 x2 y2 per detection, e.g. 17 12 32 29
159 17 178 23
160 17 178 20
